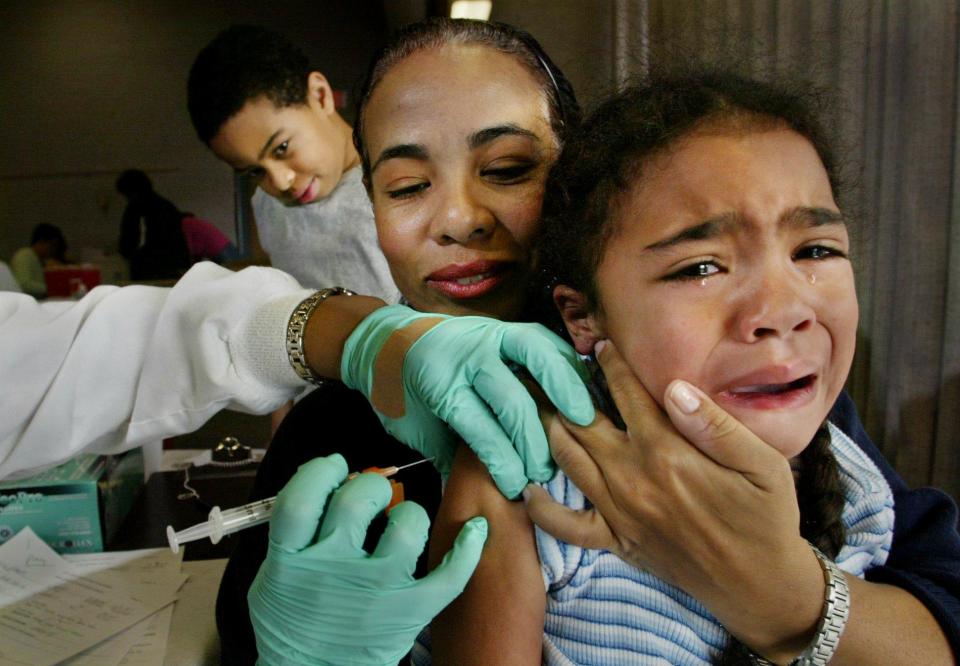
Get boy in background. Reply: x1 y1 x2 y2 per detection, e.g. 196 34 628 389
187 25 399 302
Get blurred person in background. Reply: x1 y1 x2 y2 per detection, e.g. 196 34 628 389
116 169 191 281
10 223 65 297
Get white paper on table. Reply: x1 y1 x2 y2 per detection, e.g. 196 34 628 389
63 618 145 666
63 549 187 666
66 548 186 596
118 604 176 665
65 547 184 574
0 528 179 666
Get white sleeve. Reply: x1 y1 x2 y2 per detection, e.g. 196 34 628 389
0 261 314 478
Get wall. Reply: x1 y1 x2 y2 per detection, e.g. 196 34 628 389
634 0 960 499
0 1 617 272
0 0 387 270
492 1 615 105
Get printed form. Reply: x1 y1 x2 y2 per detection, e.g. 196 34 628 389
0 528 182 666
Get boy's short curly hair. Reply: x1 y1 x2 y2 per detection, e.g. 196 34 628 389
187 25 312 144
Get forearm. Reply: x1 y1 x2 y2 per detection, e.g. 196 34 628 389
303 294 386 381
827 577 953 665
718 546 953 664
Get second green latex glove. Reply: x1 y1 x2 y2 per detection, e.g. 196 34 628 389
340 305 595 498
249 455 488 666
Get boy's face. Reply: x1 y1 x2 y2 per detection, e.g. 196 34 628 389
565 128 858 459
209 72 354 206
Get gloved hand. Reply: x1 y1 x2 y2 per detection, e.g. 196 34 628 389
249 455 488 666
340 305 596 498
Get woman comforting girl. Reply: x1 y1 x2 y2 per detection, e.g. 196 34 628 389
217 18 959 664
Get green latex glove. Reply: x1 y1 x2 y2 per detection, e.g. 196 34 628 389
340 305 596 498
249 455 488 666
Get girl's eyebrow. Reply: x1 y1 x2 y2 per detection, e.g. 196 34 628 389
468 124 538 149
782 206 845 228
644 213 734 251
644 207 845 252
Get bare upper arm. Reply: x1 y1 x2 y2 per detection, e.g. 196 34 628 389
427 445 545 665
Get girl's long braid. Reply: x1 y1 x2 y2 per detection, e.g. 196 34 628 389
796 424 847 558
716 424 846 665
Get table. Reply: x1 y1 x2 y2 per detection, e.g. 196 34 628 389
164 558 227 666
110 462 258 661
111 465 259 561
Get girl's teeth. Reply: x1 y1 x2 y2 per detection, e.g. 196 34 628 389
732 377 811 395
732 384 785 395
455 273 490 285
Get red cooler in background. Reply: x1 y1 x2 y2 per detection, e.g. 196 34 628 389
44 265 101 298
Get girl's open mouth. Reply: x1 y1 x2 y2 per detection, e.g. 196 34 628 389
721 374 817 409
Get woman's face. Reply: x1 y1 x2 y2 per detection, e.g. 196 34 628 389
569 127 858 458
362 44 559 319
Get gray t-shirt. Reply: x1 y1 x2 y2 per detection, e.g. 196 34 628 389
252 166 401 302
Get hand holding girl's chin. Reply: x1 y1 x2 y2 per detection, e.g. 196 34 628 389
525 339 826 659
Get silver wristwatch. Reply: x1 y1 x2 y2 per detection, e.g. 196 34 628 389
748 543 851 665
285 287 355 385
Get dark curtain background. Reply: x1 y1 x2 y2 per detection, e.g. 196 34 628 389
611 0 960 500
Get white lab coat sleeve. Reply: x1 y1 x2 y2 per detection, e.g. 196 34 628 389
0 262 314 478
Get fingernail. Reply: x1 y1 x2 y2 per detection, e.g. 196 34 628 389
594 339 607 356
572 402 595 426
521 485 533 504
670 380 701 414
467 516 488 535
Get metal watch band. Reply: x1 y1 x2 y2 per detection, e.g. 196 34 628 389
285 288 355 385
748 543 850 666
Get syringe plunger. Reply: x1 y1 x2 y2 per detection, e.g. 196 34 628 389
166 496 276 554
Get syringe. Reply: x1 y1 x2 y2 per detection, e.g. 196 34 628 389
165 457 434 554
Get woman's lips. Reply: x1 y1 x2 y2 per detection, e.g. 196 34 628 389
717 374 818 410
426 261 511 299
295 177 319 204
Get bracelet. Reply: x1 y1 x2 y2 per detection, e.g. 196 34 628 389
285 288 355 385
748 543 851 666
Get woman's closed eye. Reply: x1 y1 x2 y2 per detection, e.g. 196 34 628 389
481 160 537 184
387 180 430 199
